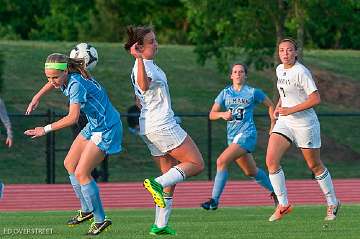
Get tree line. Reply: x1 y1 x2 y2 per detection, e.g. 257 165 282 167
0 0 359 73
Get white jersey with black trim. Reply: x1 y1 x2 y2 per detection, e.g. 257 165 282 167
276 61 319 127
131 59 177 135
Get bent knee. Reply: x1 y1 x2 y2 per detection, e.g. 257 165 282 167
196 159 205 173
191 158 205 175
216 157 228 170
266 156 280 171
74 169 90 182
308 163 324 175
64 158 76 173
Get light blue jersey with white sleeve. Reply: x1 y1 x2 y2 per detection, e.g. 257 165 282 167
214 84 266 152
61 73 122 154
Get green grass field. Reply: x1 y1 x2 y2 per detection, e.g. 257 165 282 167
0 41 359 183
0 205 359 239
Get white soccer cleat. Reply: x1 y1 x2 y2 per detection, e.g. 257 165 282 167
324 200 340 221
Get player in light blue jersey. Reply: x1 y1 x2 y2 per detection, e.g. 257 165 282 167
25 53 122 235
201 63 277 210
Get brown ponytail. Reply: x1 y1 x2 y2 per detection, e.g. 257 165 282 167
124 26 153 51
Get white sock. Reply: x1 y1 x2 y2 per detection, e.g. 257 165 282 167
155 166 185 188
156 197 173 228
315 168 337 206
154 205 160 225
269 168 289 206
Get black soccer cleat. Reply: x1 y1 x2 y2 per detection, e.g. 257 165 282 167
67 210 93 226
86 218 112 235
201 198 218 210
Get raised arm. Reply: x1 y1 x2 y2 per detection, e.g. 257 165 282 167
24 103 80 138
130 43 151 92
209 103 232 121
25 82 54 115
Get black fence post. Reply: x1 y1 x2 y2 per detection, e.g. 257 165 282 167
101 155 109 182
207 117 212 181
50 110 56 184
45 109 52 184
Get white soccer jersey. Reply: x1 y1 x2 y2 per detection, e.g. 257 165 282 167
276 61 319 126
131 59 177 135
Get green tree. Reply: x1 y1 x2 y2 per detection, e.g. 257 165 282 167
184 0 289 72
86 0 189 43
0 0 49 40
29 0 94 41
84 0 147 42
185 0 360 73
305 0 360 49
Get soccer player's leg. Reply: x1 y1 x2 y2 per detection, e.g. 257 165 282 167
77 140 111 235
64 134 93 226
299 123 340 221
146 134 204 208
150 195 176 235
141 135 168 208
150 155 177 235
266 132 292 221
236 154 278 206
202 143 244 210
302 148 340 221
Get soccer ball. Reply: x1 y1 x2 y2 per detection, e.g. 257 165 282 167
70 43 98 71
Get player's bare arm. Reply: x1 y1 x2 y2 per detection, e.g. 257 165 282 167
25 82 54 115
209 103 232 121
262 96 276 134
130 43 151 92
24 103 80 138
278 91 321 116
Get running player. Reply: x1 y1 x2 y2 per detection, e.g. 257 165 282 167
25 53 122 235
201 63 277 210
266 38 340 222
0 97 13 199
124 26 204 235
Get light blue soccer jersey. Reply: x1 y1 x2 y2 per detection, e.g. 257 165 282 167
215 84 266 151
61 73 120 132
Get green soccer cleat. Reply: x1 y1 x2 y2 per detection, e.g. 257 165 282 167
86 218 112 235
150 224 157 231
150 224 177 235
143 178 166 208
67 210 93 226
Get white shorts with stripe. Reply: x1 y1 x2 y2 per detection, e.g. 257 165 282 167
140 124 187 156
272 118 321 148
